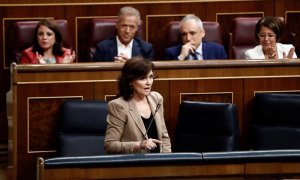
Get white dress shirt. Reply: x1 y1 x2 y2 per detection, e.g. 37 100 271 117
116 36 133 58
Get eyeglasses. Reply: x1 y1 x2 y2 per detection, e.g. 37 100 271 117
258 33 276 39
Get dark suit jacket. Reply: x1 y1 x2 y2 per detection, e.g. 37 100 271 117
92 37 154 61
104 91 171 154
164 41 227 60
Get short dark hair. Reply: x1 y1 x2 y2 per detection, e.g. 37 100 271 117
32 19 64 56
117 57 155 100
255 16 285 42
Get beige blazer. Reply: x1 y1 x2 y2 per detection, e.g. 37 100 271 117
104 91 171 154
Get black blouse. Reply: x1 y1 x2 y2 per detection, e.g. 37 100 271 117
141 113 160 153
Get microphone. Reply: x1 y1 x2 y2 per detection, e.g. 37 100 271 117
136 100 162 154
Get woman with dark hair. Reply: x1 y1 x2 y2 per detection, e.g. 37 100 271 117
20 19 75 64
245 16 297 59
104 57 171 154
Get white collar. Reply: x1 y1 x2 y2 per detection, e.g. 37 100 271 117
195 42 203 56
116 36 133 48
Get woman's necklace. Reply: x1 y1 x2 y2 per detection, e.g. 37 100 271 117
43 57 56 63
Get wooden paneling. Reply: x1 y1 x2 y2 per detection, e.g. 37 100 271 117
28 97 83 152
286 12 300 57
246 162 300 177
12 82 95 180
217 12 264 55
42 163 245 180
0 0 250 3
39 160 300 180
243 77 300 149
9 60 300 180
147 15 186 60
2 0 300 177
168 79 244 143
3 0 299 65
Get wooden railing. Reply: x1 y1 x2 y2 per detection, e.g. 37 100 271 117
7 59 300 179
1 0 300 156
37 151 300 180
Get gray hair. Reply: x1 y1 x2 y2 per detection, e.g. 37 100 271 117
180 14 204 30
118 6 141 25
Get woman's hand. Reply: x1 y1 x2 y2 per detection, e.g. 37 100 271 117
283 47 295 59
36 52 46 64
133 138 163 153
140 138 162 151
62 51 76 63
267 46 277 59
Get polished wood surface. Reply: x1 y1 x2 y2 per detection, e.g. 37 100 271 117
1 0 300 153
37 157 300 180
0 0 281 4
8 60 300 180
39 159 245 180
1 0 300 178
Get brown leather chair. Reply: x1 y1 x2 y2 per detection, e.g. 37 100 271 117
229 17 295 59
86 18 144 60
11 19 72 63
229 17 261 59
165 21 223 49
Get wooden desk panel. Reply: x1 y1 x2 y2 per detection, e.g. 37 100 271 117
12 82 95 180
168 79 244 140
9 60 300 180
2 0 300 156
243 77 300 149
39 159 300 180
42 164 245 180
245 162 300 180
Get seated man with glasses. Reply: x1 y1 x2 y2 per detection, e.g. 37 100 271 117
92 6 154 62
245 16 297 59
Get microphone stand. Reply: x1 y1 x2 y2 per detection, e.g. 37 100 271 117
136 103 161 154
